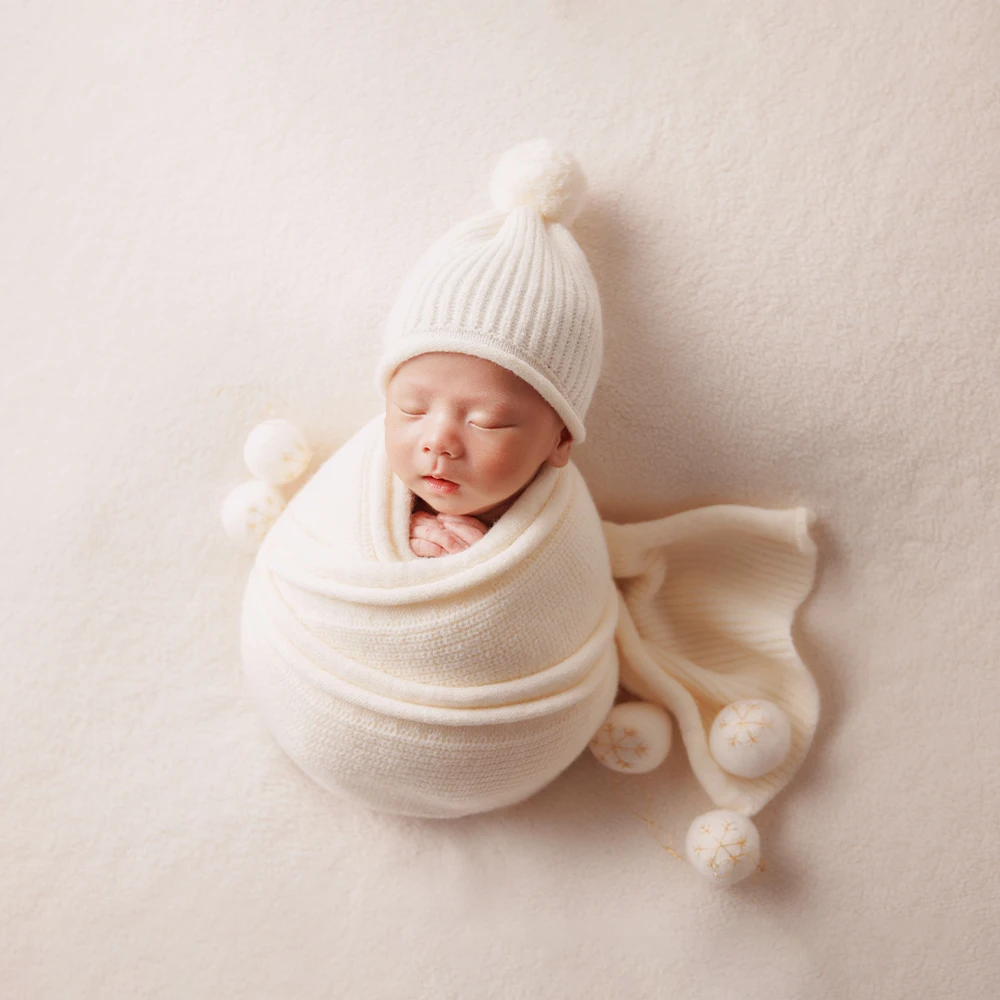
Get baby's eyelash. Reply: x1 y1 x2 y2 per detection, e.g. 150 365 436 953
396 405 515 429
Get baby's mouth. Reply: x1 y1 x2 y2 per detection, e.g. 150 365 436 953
423 475 460 493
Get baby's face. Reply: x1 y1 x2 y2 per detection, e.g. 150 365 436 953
385 352 572 519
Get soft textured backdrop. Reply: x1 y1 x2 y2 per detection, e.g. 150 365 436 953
3 1 998 997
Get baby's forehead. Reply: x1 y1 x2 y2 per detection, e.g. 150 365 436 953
389 355 534 403
392 379 519 403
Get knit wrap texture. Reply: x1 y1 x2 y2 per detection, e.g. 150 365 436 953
241 413 819 819
374 204 603 444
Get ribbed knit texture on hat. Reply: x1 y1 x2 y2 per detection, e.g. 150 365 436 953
374 204 603 443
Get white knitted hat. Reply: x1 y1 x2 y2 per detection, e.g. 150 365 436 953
374 138 603 443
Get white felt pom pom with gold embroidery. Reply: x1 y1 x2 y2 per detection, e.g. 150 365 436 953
685 810 762 885
588 701 673 774
221 480 286 554
243 419 312 486
709 699 792 779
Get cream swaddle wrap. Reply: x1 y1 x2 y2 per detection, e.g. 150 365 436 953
241 411 819 819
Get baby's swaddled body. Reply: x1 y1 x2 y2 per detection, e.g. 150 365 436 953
240 405 621 817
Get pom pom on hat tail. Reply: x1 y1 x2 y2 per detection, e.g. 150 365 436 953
489 138 588 227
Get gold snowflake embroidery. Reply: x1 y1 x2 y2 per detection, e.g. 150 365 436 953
245 495 282 540
280 441 309 473
589 722 649 771
692 819 759 880
718 702 773 748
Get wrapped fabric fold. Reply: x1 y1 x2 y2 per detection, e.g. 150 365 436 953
603 507 819 816
241 412 818 819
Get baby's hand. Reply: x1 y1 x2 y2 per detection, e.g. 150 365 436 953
410 511 489 558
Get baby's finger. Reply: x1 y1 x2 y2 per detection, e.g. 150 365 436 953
436 513 486 526
437 518 488 546
415 519 469 554
434 525 472 554
411 521 452 551
410 518 439 541
410 536 446 557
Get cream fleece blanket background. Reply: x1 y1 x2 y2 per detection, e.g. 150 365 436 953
3 1 998 997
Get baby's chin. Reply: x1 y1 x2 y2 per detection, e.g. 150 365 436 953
410 480 499 518
413 486 482 516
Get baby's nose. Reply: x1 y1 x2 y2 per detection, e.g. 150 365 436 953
422 421 462 457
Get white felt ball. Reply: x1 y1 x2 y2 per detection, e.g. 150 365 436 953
243 419 312 485
588 701 673 774
709 699 792 779
489 138 588 226
685 810 762 885
221 480 286 554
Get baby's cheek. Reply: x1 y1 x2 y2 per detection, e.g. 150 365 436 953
473 445 522 487
497 433 540 471
384 424 415 476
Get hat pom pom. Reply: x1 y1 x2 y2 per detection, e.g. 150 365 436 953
489 138 588 226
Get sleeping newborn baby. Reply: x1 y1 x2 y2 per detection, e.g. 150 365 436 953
237 139 822 839
385 351 573 558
